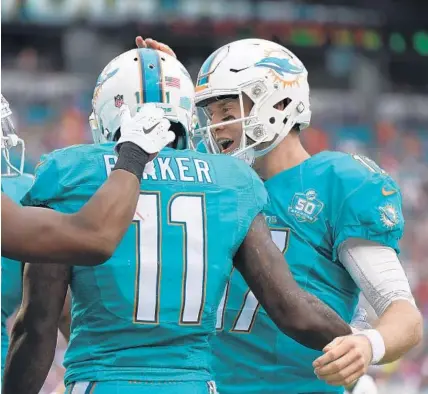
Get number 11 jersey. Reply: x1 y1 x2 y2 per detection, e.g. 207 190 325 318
21 143 267 385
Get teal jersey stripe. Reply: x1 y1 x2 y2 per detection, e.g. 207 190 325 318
137 49 163 103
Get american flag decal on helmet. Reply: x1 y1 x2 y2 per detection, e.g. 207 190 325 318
165 76 180 88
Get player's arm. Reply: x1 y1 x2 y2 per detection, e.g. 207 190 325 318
233 214 352 350
313 164 422 386
2 104 174 266
338 238 423 363
2 263 70 394
313 239 423 386
2 162 141 266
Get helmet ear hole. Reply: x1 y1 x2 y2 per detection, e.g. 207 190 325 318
273 97 291 112
170 121 188 150
170 122 189 150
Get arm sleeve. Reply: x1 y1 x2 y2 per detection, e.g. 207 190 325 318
338 237 416 316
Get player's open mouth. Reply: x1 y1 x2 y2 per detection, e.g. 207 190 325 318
217 138 235 153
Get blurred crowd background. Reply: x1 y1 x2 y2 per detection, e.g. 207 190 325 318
2 0 428 393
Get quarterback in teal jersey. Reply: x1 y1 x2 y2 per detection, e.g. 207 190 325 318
131 36 426 393
4 49 351 394
1 107 34 377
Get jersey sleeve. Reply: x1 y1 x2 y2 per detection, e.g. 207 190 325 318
21 144 107 213
20 152 76 213
21 153 61 208
333 169 404 260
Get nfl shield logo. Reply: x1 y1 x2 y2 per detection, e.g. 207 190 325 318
114 94 124 108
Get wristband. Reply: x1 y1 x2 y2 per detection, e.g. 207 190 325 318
354 329 385 364
113 142 150 180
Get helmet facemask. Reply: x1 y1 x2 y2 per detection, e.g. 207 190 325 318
1 95 25 176
195 79 307 166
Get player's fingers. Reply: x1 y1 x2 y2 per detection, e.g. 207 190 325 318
145 38 176 58
159 43 176 58
118 103 132 123
165 130 176 145
135 36 147 48
135 103 163 124
315 348 360 376
321 363 366 387
145 38 159 49
313 340 354 368
323 336 347 353
157 119 172 134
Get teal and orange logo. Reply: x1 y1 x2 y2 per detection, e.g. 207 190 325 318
255 49 305 88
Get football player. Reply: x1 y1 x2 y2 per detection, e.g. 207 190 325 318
3 48 351 394
138 37 422 393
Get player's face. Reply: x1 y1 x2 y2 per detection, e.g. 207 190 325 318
205 95 253 153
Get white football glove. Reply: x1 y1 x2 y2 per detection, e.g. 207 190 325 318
115 103 175 155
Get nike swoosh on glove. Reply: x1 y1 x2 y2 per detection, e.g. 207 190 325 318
115 103 175 155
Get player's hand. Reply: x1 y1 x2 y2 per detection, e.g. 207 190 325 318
312 335 373 387
135 36 177 58
115 103 175 157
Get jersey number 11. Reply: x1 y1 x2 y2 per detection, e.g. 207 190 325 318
133 192 206 325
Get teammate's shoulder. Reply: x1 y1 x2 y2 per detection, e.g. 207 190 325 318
40 143 115 167
37 143 115 175
34 143 116 189
313 151 398 191
312 151 365 175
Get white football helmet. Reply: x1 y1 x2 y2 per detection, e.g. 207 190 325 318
91 48 195 150
1 94 25 176
194 38 311 164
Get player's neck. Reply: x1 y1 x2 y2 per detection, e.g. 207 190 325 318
256 135 310 180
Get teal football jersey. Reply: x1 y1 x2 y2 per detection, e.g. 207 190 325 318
22 143 268 385
212 151 404 394
1 174 34 375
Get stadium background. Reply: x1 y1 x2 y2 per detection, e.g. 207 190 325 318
2 0 427 393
